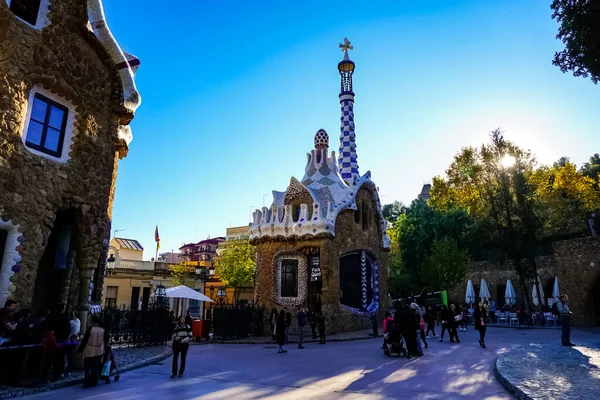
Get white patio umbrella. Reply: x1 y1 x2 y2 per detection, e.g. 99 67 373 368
532 275 545 306
465 280 476 304
552 276 560 301
505 280 517 305
161 285 214 302
479 279 491 301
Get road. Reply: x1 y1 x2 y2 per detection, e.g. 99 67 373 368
23 327 593 400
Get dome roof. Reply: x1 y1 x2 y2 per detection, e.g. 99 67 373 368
314 129 329 149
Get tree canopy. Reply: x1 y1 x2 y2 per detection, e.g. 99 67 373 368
551 0 600 84
170 262 193 287
215 239 256 300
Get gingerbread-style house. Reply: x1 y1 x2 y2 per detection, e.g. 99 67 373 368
251 39 390 332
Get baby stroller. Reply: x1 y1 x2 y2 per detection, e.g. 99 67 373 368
383 323 407 357
100 344 120 383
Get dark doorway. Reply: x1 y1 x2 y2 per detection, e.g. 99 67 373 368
339 251 372 310
142 287 151 311
308 254 322 313
130 287 140 310
32 209 79 313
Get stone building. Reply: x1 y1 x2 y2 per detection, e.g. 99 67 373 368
448 237 600 326
0 0 141 327
250 39 390 333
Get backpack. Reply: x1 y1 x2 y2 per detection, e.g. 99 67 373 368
551 302 560 316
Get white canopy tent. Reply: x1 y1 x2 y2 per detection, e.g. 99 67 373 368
465 280 476 304
505 280 517 306
479 279 491 301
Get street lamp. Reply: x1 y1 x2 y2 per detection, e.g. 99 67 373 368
155 282 168 308
106 253 116 270
195 263 206 278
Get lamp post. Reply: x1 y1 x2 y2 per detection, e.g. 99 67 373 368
216 287 227 306
155 282 168 309
106 253 116 275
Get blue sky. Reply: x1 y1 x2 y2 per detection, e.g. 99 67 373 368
103 0 600 258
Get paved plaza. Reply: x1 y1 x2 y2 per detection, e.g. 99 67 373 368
17 328 598 400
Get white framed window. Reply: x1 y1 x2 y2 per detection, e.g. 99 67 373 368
6 0 51 30
20 87 76 163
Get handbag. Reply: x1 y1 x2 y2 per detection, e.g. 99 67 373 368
101 361 111 377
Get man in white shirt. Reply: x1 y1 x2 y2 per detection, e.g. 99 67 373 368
556 294 574 346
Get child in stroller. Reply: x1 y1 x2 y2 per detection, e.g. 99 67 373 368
100 343 120 383
382 318 407 357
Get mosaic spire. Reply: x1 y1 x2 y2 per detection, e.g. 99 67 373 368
337 38 359 185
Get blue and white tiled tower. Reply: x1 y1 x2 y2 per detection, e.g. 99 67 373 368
337 38 359 185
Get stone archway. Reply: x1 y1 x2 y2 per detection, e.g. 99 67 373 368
589 273 600 326
339 250 380 313
31 208 81 312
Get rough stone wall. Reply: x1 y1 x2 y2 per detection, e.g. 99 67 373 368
448 237 600 325
0 1 131 311
254 187 389 333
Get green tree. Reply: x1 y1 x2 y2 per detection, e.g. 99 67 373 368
420 237 470 291
382 201 407 224
530 161 600 236
551 0 600 84
170 262 193 287
398 199 475 291
215 239 256 302
580 153 600 186
431 129 542 313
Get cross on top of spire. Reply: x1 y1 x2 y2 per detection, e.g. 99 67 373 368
339 37 353 58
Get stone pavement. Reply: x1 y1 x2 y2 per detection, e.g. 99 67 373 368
0 345 172 399
20 328 572 400
209 328 378 344
495 338 600 400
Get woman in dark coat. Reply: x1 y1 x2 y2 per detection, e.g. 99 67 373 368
473 302 487 348
439 305 449 342
448 304 461 343
275 310 287 354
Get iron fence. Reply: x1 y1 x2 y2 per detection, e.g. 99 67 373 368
99 305 172 347
212 304 265 340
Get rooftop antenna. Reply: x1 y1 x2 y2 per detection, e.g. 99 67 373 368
113 228 126 238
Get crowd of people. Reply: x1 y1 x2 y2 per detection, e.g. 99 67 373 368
382 301 490 358
268 308 326 354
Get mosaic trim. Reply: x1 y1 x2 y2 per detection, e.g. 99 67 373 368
361 250 368 309
272 251 308 307
87 0 141 115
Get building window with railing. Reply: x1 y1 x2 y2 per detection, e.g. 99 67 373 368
105 286 118 308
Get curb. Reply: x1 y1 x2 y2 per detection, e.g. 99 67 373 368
0 347 173 399
493 358 530 400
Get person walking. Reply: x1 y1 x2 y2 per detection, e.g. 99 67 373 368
297 308 307 349
284 309 292 345
310 311 318 339
411 303 428 351
557 294 574 346
473 302 487 348
425 306 437 338
439 305 449 342
317 313 326 344
78 316 106 388
276 310 287 353
171 316 192 378
448 304 461 343
269 308 277 340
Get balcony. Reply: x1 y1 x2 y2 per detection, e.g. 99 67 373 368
115 259 155 271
